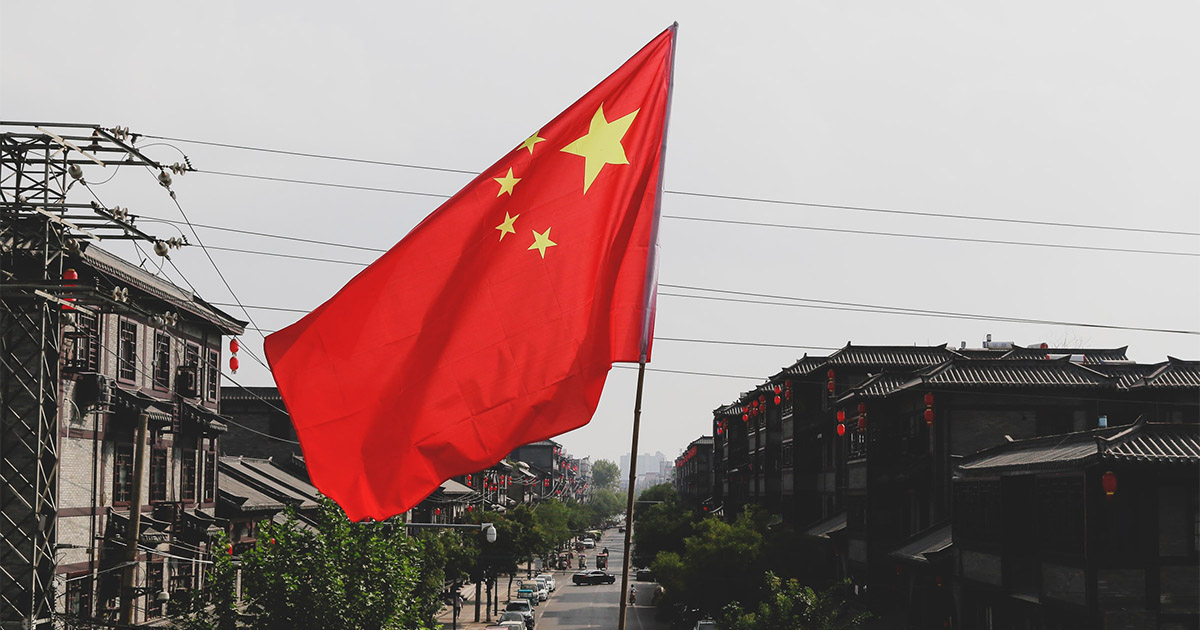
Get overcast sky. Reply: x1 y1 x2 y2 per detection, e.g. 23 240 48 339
3 2 1197 467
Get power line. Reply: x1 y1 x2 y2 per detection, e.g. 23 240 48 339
143 191 1198 258
200 169 454 200
661 215 1198 258
147 132 1199 237
658 289 1199 336
662 189 1200 238
141 133 478 175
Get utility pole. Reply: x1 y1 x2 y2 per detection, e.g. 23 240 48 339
0 122 181 628
118 411 149 625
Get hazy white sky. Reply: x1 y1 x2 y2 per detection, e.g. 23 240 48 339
3 2 1197 466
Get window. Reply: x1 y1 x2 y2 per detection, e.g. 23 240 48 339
113 442 134 504
202 450 216 503
67 311 100 372
170 561 194 594
118 320 137 382
152 331 170 389
149 447 168 502
145 561 164 619
206 349 220 400
65 574 91 618
180 449 196 502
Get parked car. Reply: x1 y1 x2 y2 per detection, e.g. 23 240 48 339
516 586 538 606
573 570 616 585
694 620 718 630
533 577 550 599
505 600 535 628
581 537 596 549
499 610 532 630
521 579 547 601
497 622 525 630
536 573 556 592
636 568 654 581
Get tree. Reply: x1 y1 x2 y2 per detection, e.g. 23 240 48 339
591 459 621 490
234 499 432 630
632 485 694 567
721 574 869 630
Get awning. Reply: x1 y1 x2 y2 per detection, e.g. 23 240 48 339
803 512 847 539
888 524 953 565
112 386 174 427
439 479 474 496
106 509 172 544
181 400 228 435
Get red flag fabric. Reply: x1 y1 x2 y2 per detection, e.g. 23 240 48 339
264 26 675 521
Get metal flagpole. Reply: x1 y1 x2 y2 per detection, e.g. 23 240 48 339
617 359 648 630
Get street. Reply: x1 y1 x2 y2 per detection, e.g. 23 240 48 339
442 529 670 630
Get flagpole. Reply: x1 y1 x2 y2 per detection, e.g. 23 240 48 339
617 358 648 630
621 23 677 630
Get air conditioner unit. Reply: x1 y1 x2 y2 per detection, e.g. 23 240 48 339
176 365 198 398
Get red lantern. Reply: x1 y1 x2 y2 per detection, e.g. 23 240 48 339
467 474 473 485
1102 471 1117 497
857 416 866 432
836 423 846 437
774 396 781 405
751 400 759 408
785 390 792 400
924 408 935 425
467 505 474 512
785 380 792 388
836 410 846 422
544 479 550 487
743 413 749 422
858 402 867 414
924 392 935 406
61 268 78 311
230 338 239 354
229 356 239 373
827 381 836 393
827 369 835 379
774 385 781 394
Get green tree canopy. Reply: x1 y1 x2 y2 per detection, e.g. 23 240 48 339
591 459 620 490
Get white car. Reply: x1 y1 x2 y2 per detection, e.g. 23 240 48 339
582 537 596 549
521 579 547 601
533 577 550 598
536 573 556 592
505 600 534 626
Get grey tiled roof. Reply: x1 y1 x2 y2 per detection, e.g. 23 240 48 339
1103 424 1200 463
1000 346 1129 363
1134 358 1200 389
803 512 846 539
912 358 1112 389
958 421 1200 474
840 373 913 400
826 343 958 367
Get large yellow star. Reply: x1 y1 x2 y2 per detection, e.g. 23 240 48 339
495 212 519 241
520 131 545 155
528 227 557 258
561 104 639 194
494 168 521 197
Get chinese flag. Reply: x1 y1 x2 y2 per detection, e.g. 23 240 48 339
264 25 675 521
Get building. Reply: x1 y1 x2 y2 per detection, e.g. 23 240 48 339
955 420 1199 629
52 246 245 624
701 340 1199 626
673 436 714 508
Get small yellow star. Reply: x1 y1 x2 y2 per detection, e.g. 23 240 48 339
520 131 545 155
528 227 557 258
495 212 519 241
561 104 639 193
494 168 521 197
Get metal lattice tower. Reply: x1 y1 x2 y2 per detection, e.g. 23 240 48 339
0 122 172 629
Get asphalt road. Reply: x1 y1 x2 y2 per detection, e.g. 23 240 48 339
533 529 668 630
